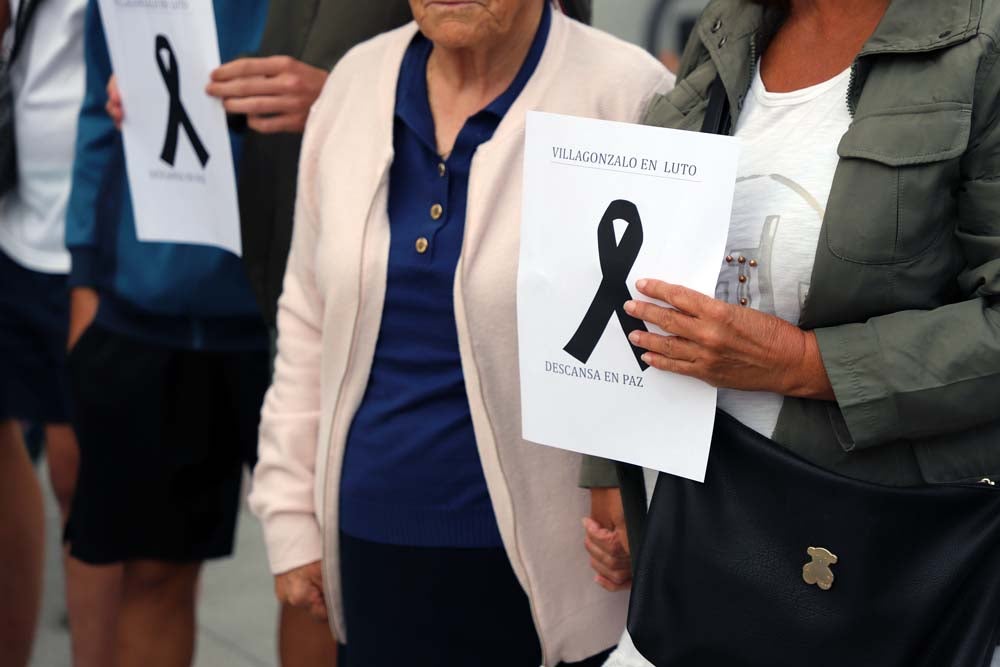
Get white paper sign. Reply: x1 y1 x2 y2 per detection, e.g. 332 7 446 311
518 111 740 482
98 0 241 255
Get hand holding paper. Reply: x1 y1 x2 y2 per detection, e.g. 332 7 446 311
518 111 740 482
623 279 835 400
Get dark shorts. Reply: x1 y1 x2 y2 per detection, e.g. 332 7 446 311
65 324 270 564
0 249 72 423
339 532 615 667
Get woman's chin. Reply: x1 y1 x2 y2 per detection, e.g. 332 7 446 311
422 24 488 50
418 9 495 48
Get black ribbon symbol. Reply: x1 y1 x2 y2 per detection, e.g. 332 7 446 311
155 35 210 168
564 199 650 371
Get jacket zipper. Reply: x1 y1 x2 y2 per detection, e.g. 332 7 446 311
730 35 758 128
846 59 860 118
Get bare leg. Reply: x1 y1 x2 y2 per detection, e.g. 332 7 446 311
118 561 201 667
279 602 338 667
66 557 123 667
44 424 78 521
45 423 124 667
0 420 44 667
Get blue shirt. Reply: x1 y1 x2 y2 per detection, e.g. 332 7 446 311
339 3 551 547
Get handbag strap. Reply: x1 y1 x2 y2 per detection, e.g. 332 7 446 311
700 75 732 136
618 73 735 571
9 0 47 64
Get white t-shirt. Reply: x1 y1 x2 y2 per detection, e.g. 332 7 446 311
0 0 86 273
715 65 853 438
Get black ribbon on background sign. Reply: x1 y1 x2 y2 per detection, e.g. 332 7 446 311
564 199 650 372
155 35 210 168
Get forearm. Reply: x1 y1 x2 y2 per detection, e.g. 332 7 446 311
815 297 1000 449
68 287 99 349
249 431 323 575
250 291 324 573
66 1 117 279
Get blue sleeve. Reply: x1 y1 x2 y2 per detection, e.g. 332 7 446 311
65 0 116 289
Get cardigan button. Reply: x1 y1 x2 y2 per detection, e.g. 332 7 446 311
438 162 447 177
415 237 429 254
430 203 444 220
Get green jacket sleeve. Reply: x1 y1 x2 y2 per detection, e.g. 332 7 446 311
579 455 620 488
816 49 1000 452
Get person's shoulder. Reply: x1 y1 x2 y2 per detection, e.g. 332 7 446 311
310 22 416 118
331 22 418 79
552 16 674 120
560 17 665 79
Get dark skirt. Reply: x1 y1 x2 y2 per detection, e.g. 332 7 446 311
339 531 614 667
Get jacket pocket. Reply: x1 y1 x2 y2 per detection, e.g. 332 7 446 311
825 102 971 265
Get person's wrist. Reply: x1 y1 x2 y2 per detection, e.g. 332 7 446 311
782 330 834 400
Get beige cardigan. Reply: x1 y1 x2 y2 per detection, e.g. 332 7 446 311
249 12 672 664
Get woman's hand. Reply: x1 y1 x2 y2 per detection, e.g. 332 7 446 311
206 56 327 134
275 561 328 622
68 288 99 352
584 488 632 592
106 75 124 130
624 279 835 400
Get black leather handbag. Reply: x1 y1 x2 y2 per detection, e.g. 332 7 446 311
626 78 1000 667
628 411 1000 666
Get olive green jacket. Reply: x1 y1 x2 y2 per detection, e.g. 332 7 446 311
583 0 1000 506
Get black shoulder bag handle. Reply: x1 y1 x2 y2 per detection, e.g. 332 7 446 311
701 74 732 137
10 0 47 64
626 77 1000 667
616 76 734 561
0 0 48 198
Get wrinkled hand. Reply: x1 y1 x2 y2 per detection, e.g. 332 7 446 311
624 279 834 400
106 75 124 130
206 56 327 134
584 488 631 592
275 561 327 622
68 288 99 352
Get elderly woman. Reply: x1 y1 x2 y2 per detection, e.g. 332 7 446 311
585 0 1000 665
248 1 670 665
